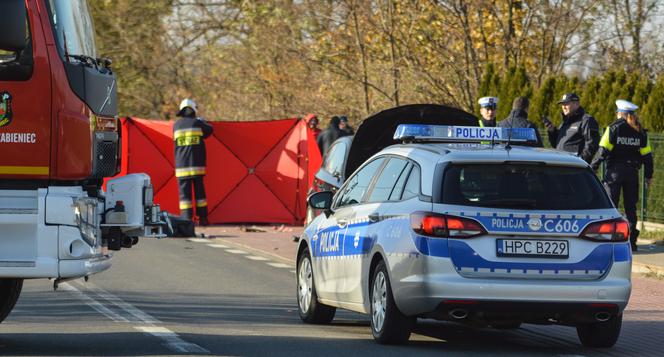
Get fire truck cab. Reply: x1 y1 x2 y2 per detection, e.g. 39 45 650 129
0 0 163 324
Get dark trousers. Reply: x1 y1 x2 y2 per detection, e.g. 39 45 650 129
178 176 208 220
603 166 639 247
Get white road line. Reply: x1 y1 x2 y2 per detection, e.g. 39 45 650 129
245 255 268 261
74 281 159 324
135 326 209 354
226 249 248 254
290 270 296 274
207 244 228 248
60 283 128 323
266 262 291 268
187 238 210 243
65 281 209 354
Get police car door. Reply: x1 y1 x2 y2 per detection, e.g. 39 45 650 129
313 158 386 300
342 157 416 305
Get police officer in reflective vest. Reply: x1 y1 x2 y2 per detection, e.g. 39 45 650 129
173 98 214 226
478 96 498 127
591 100 654 251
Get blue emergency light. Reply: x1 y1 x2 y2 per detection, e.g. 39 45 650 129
393 124 537 143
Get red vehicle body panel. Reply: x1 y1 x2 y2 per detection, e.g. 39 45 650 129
0 0 93 181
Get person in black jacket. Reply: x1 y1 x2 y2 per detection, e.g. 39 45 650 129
173 98 214 226
317 116 343 155
498 97 543 147
591 100 654 252
545 93 599 163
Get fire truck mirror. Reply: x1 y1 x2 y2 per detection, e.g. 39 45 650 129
0 0 26 52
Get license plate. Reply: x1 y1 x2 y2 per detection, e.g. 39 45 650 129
496 239 569 259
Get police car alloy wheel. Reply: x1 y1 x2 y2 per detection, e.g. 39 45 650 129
576 313 622 348
297 248 335 324
370 260 414 344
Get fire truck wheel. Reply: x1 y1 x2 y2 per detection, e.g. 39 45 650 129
0 278 23 323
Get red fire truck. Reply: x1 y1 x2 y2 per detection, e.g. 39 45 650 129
0 0 162 324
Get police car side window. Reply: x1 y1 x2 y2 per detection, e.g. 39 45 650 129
336 158 385 207
367 158 408 203
401 165 421 200
323 142 347 176
388 163 412 201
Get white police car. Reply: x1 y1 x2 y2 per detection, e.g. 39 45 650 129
297 124 631 348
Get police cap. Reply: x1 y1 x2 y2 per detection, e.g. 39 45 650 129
478 96 498 109
557 93 580 104
615 99 638 114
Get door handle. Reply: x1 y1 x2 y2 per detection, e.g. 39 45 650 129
368 213 381 222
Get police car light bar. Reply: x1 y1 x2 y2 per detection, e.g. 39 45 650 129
393 124 537 143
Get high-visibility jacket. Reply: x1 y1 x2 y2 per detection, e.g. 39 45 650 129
591 118 653 179
173 116 213 178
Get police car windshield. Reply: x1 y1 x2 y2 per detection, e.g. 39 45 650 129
442 164 612 210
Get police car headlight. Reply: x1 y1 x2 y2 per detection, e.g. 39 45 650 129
411 212 486 238
580 218 629 242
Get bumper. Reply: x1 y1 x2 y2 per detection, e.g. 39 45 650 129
0 255 112 279
390 256 631 318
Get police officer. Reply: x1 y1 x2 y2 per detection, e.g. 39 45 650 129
477 96 498 127
591 100 654 251
545 93 599 163
173 98 214 226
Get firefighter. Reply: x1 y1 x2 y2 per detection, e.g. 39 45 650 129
477 96 498 127
591 100 654 252
173 98 214 226
545 93 600 164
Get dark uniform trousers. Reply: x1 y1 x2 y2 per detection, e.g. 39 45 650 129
603 165 639 240
178 176 208 220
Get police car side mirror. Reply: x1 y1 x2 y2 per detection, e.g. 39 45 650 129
308 191 333 210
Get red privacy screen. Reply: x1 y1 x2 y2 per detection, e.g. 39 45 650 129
111 117 322 224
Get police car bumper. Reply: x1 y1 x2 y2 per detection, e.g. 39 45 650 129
391 257 631 323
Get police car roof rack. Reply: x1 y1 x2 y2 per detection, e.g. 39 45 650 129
393 124 538 145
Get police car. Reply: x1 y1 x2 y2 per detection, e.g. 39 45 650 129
296 124 631 348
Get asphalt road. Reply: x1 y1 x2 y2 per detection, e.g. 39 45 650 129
0 237 662 356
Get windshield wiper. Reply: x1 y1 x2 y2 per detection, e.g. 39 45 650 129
482 198 537 208
66 53 98 67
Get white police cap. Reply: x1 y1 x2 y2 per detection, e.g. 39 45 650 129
179 98 197 112
478 96 498 108
615 99 638 113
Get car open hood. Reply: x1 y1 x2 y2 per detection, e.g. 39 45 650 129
344 104 477 178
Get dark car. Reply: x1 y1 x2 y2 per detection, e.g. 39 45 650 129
305 104 478 224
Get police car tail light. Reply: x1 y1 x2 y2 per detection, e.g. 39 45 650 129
580 219 629 242
411 212 486 238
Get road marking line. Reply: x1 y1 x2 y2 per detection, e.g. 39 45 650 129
60 283 128 323
245 255 268 261
65 281 209 354
226 249 248 254
290 270 296 274
207 244 228 248
135 326 210 354
75 281 159 324
267 262 291 268
187 238 210 243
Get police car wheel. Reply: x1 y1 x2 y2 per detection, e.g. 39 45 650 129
297 248 336 324
576 313 622 348
370 260 414 344
0 278 23 323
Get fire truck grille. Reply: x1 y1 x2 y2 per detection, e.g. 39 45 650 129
92 140 118 178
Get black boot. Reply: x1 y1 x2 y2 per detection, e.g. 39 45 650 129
630 228 640 252
199 216 209 226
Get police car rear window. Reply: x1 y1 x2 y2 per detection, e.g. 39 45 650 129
442 164 612 210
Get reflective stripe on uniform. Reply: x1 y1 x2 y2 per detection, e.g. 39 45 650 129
640 136 652 155
599 128 614 151
175 166 206 177
478 120 484 128
196 199 207 207
174 128 203 139
180 200 193 209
